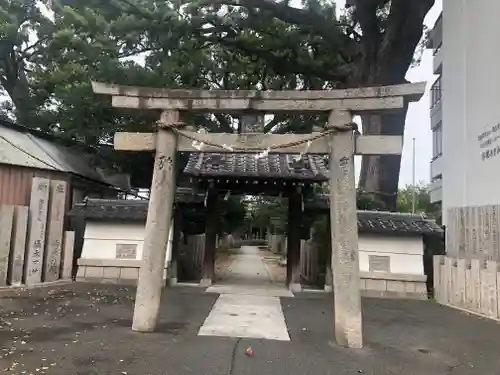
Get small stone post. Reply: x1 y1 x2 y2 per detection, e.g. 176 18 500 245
169 206 182 286
9 206 29 285
0 205 14 286
324 215 333 292
201 189 218 286
132 110 179 332
61 231 75 280
328 110 363 348
287 187 302 292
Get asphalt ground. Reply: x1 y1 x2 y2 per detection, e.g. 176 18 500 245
1 283 500 375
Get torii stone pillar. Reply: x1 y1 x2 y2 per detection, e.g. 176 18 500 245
132 110 179 332
328 110 362 348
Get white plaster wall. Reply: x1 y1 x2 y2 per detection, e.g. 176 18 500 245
358 234 424 275
442 0 500 222
81 221 173 264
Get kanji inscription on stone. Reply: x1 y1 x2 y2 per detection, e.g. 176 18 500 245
44 180 67 281
116 244 138 259
25 177 50 285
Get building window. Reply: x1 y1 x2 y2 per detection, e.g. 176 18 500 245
430 76 441 108
432 122 443 159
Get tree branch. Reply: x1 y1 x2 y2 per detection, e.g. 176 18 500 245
214 113 233 132
378 0 435 81
200 31 350 84
200 0 359 62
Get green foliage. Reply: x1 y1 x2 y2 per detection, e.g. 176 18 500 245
0 0 435 192
244 196 288 234
219 197 247 234
396 183 441 220
357 192 386 211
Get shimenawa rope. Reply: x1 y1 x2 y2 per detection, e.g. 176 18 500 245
155 120 358 152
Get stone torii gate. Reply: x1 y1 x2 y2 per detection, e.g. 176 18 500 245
92 81 425 348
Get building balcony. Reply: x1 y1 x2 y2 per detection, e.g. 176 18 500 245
430 101 442 130
428 178 442 203
433 46 442 75
427 13 442 51
430 76 442 110
430 155 443 180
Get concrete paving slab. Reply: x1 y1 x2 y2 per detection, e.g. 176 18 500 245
205 284 294 297
202 246 292 340
198 294 290 341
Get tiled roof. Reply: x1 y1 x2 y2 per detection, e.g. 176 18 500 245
0 120 130 190
183 152 329 181
356 211 443 235
70 199 149 221
305 195 443 236
69 188 205 221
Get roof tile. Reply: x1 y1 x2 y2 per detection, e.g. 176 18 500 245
183 152 329 181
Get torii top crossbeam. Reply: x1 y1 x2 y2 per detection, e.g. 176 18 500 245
91 81 425 156
92 81 425 113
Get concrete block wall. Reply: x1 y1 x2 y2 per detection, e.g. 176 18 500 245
360 272 428 300
76 259 169 285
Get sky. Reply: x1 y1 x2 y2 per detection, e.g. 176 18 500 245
14 0 443 188
395 0 443 187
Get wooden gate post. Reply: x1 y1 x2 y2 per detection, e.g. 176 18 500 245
328 110 363 348
132 110 179 332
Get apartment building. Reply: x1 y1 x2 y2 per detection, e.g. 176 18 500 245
427 13 443 205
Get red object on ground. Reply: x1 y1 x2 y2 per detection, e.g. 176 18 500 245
245 346 254 356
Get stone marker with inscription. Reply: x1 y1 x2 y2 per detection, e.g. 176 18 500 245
8 206 29 285
0 205 14 286
25 177 50 285
44 180 67 281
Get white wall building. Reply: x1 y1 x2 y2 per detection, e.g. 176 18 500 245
426 0 500 265
428 1 500 225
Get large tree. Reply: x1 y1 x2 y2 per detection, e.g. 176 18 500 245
0 0 435 205
180 0 435 209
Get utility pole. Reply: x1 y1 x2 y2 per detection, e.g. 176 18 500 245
412 137 416 214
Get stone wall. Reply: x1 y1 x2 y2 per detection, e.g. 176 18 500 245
76 258 169 285
434 255 500 321
446 205 500 261
360 272 428 300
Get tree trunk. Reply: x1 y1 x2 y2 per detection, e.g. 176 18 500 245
358 105 409 211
